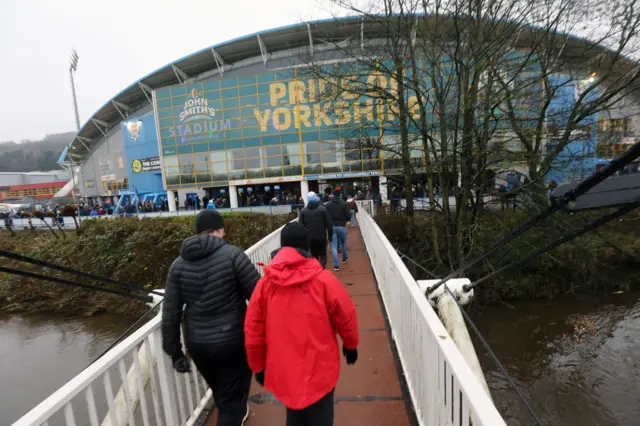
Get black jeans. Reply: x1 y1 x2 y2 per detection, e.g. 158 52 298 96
310 238 328 268
187 340 252 426
286 389 335 426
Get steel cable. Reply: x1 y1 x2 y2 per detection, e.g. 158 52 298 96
0 249 164 297
426 141 640 295
0 265 153 303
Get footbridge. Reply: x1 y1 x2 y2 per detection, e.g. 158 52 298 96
12 201 506 426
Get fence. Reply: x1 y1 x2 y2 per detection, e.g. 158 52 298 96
12 221 289 426
356 207 507 426
0 205 295 230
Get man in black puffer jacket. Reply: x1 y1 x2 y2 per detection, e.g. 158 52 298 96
298 191 333 268
162 210 260 426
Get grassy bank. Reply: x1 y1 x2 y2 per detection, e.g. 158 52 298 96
0 213 292 317
376 208 640 303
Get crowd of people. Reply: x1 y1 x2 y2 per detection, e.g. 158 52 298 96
161 186 361 426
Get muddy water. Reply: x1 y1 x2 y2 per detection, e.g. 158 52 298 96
471 291 640 426
0 313 131 425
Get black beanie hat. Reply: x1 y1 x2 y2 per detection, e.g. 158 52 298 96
280 222 310 251
195 210 225 234
332 189 341 198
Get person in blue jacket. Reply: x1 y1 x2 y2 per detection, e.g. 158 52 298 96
207 199 216 210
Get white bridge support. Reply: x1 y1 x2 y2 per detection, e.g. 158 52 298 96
419 279 492 399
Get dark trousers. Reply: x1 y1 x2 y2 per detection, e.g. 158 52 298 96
187 340 252 426
310 238 328 268
286 389 335 426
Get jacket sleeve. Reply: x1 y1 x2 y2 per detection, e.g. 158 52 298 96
233 248 260 301
323 208 334 240
161 261 183 357
298 209 306 227
343 203 351 222
244 277 267 372
323 272 359 349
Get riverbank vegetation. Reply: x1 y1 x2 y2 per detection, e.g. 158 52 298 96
0 213 292 317
377 207 640 303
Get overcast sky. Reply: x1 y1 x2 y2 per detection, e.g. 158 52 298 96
0 0 332 142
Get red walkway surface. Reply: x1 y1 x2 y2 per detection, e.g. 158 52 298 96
206 226 412 426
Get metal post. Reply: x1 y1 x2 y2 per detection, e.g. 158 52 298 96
69 49 82 220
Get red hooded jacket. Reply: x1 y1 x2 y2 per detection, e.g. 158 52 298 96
244 247 359 410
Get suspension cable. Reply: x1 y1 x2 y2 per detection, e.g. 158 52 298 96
0 249 164 297
426 141 640 294
0 265 153 303
396 250 544 425
466 202 640 291
89 301 163 366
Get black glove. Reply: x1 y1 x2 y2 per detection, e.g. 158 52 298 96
343 346 358 365
172 351 191 373
255 370 265 387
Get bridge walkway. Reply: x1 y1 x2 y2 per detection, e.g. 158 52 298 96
206 226 412 426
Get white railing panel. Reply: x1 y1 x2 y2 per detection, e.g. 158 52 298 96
13 219 290 425
356 207 506 426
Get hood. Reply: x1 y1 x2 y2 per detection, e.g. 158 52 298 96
263 247 323 286
330 197 342 204
307 201 320 209
180 234 226 261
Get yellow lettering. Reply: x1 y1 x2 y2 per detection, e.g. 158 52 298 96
377 99 385 123
342 76 359 100
408 96 421 119
362 100 375 123
389 77 398 98
367 72 387 92
318 78 337 101
387 100 398 121
273 107 292 131
308 79 317 102
313 102 333 127
269 83 287 106
288 81 306 104
334 101 352 126
254 109 272 132
295 105 312 129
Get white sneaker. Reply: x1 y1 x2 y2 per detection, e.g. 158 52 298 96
242 403 249 424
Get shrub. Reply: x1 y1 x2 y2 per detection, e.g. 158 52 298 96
0 213 291 317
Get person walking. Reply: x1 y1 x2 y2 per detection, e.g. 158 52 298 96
346 197 358 227
162 210 260 426
244 222 359 426
298 191 333 268
325 189 351 271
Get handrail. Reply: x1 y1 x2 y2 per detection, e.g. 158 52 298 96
356 207 506 425
12 221 288 426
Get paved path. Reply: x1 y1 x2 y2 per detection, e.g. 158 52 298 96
206 226 412 426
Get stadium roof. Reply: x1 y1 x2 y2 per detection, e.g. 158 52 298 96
63 15 628 163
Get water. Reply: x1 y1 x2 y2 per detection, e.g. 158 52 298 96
0 313 131 425
471 291 640 426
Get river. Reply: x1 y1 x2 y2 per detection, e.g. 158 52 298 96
471 290 640 426
2 292 640 425
0 313 132 425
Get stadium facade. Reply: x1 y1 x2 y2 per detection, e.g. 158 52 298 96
61 17 640 211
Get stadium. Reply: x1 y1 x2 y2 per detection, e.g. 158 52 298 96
59 15 640 212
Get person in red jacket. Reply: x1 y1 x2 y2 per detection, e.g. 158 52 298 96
244 222 359 426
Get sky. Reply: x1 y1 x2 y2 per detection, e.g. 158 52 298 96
0 0 334 142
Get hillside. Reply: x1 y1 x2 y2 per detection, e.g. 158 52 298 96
0 132 75 172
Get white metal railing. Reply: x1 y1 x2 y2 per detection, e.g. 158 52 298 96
356 207 507 426
12 221 290 426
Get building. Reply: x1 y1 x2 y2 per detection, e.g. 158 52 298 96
61 17 640 210
0 171 71 202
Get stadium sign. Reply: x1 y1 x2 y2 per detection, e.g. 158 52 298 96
304 171 382 180
180 89 216 122
132 156 161 173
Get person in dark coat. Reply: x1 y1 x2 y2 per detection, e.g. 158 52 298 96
324 190 352 271
298 191 333 268
162 209 260 426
